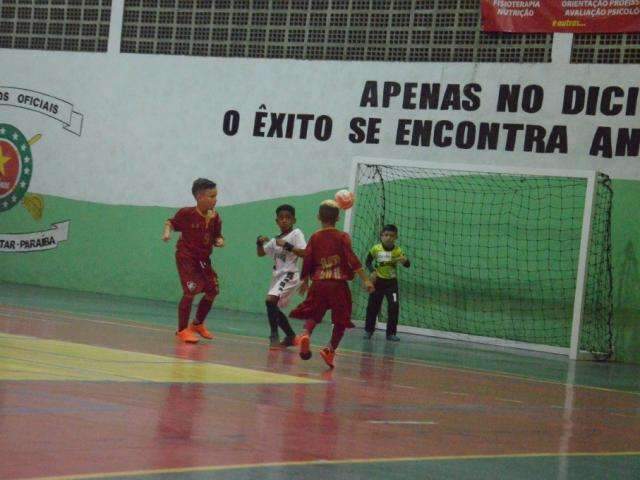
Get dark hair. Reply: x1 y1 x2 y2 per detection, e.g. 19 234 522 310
276 204 295 216
192 178 216 197
319 202 339 224
381 224 398 234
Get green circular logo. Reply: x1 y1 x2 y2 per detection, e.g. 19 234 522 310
0 124 32 213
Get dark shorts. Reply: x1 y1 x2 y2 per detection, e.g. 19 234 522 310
176 253 219 297
290 280 354 329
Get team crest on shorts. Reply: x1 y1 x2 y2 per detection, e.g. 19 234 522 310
187 281 197 292
0 124 38 213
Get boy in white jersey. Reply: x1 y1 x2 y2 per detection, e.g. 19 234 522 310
257 204 307 349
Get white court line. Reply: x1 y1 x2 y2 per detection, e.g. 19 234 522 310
368 420 437 425
495 397 524 404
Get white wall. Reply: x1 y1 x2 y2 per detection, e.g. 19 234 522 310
1 34 639 208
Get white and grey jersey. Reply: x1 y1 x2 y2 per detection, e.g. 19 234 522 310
263 228 306 274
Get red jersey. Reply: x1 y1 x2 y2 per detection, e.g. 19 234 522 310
301 228 362 282
169 207 222 260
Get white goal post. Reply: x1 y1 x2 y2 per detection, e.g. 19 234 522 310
344 156 603 360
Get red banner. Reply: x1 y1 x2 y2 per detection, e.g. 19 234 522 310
481 0 640 33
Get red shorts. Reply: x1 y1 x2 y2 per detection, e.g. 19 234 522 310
176 253 219 297
290 280 355 329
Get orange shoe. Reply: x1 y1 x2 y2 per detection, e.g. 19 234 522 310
319 347 335 369
176 328 198 343
298 334 311 360
189 321 214 339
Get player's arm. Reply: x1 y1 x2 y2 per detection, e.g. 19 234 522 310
299 254 312 278
292 230 308 257
275 238 307 257
355 268 375 293
365 252 378 283
298 241 313 293
289 245 307 257
395 249 410 268
163 209 187 241
213 214 224 247
162 212 184 242
256 236 269 257
395 255 410 267
285 242 307 257
161 220 173 242
342 234 374 292
298 275 310 295
298 267 311 295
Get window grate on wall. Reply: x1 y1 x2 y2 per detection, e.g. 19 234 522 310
120 0 552 62
0 0 111 53
571 33 640 64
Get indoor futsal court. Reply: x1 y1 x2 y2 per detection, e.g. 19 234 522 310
1 1 640 479
1 282 639 480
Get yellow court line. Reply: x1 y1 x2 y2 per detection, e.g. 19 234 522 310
21 451 640 480
1 305 637 395
1 304 639 396
0 333 321 384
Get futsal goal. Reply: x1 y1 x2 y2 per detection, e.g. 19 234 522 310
344 157 613 360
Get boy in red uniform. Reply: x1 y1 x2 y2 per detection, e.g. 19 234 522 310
286 200 374 368
162 178 224 343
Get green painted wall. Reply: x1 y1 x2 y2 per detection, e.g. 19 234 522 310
0 190 334 312
610 180 640 364
1 181 638 363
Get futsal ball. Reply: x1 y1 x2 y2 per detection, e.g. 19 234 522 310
334 189 355 210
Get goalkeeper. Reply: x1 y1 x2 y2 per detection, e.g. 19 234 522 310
363 224 410 341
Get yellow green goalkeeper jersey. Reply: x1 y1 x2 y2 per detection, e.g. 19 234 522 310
367 243 405 279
